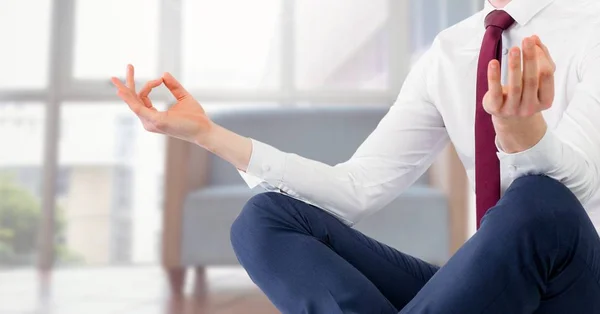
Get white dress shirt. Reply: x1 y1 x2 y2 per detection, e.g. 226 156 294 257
239 0 600 230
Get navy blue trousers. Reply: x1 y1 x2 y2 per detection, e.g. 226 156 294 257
230 176 600 313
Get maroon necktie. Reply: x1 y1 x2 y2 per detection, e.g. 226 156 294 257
475 10 515 229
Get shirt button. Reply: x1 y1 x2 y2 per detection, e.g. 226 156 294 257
502 48 509 55
262 164 271 172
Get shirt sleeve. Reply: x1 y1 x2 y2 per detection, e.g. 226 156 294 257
496 33 600 205
238 40 450 225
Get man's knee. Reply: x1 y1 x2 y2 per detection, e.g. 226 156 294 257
484 175 588 240
230 192 294 253
231 192 280 238
506 175 580 205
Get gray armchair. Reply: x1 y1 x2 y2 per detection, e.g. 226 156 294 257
161 106 452 296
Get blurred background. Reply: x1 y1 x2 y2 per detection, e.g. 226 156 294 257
0 0 483 313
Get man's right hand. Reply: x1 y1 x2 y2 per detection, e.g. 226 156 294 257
111 64 212 146
111 64 253 171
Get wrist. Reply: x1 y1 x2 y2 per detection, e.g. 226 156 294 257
195 120 218 150
494 113 547 153
195 121 253 171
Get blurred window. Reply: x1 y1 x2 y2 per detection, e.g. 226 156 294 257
181 0 282 90
0 0 479 268
294 0 389 90
0 0 51 89
57 103 165 265
73 0 159 80
0 103 45 267
409 0 477 59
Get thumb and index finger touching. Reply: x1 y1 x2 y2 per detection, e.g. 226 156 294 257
138 72 189 111
162 72 190 101
135 72 190 110
111 64 190 117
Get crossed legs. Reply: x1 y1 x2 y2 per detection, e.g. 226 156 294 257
230 176 600 313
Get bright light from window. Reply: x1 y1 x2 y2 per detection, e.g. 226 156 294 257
0 103 45 165
181 0 282 90
0 0 51 89
295 0 389 90
73 0 159 80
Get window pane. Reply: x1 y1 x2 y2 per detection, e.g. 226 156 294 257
0 103 45 268
73 0 159 80
182 0 282 90
0 1 51 88
58 103 165 266
447 0 475 27
295 0 389 90
413 0 443 53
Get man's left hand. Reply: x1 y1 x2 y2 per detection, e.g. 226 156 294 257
483 35 556 154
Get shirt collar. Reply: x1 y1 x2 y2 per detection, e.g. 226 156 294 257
482 0 555 26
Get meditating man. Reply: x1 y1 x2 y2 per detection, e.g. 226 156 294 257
112 0 600 312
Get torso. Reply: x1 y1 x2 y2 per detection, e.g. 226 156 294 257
427 1 600 230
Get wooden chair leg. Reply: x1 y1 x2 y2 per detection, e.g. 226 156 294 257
165 295 185 314
166 267 187 296
193 266 208 298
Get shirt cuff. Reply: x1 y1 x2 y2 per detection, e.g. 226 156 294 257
495 129 563 179
237 138 287 188
237 170 263 189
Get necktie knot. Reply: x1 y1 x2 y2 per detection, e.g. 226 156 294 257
485 10 515 30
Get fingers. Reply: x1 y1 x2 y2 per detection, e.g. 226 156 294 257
111 77 157 120
538 70 555 109
139 78 163 109
162 72 190 101
505 47 522 115
111 77 129 92
521 37 539 115
531 36 555 110
532 35 556 72
537 45 555 109
483 36 554 119
542 44 556 72
484 59 503 114
126 64 136 91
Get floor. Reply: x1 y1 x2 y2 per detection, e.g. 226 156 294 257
0 266 279 314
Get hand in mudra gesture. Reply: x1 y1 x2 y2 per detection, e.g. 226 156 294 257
111 65 211 144
484 35 556 121
483 35 556 153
